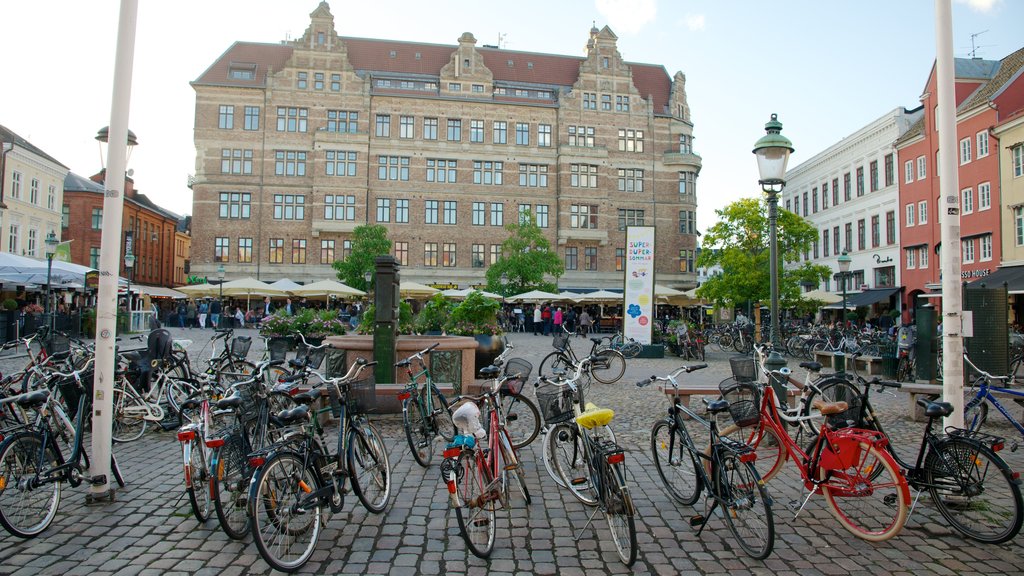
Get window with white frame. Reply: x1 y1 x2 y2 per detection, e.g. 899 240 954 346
10 171 20 198
273 194 306 220
490 203 503 226
905 204 915 226
326 150 357 176
47 185 55 210
977 131 989 158
904 160 914 184
918 200 927 224
29 178 38 204
978 182 991 210
376 198 390 222
919 246 928 269
959 137 972 165
26 229 37 257
962 238 975 263
7 224 17 254
571 164 598 188
1017 207 1024 246
426 159 457 183
472 202 485 226
962 187 973 214
472 161 502 185
1013 144 1023 177
917 156 926 180
906 248 916 269
981 234 992 261
323 195 355 221
395 199 409 223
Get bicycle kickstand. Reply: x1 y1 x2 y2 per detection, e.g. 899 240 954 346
573 505 603 543
688 498 717 536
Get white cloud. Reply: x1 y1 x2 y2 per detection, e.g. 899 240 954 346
594 0 657 35
682 14 705 31
954 0 1002 13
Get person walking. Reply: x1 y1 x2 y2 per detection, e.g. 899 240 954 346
541 304 552 336
578 309 592 338
553 307 563 334
187 300 197 329
262 296 274 317
533 305 542 336
210 299 222 329
198 300 209 329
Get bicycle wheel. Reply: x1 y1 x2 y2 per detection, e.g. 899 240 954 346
818 441 908 542
603 460 637 567
962 392 988 433
548 423 599 506
250 452 322 573
590 349 625 384
0 432 62 538
650 419 702 505
453 451 496 559
184 438 212 524
714 449 774 559
538 351 572 377
111 453 126 488
717 422 787 483
348 423 392 514
216 359 256 386
211 433 251 540
716 333 733 353
799 377 866 435
111 387 148 443
621 341 642 359
402 395 433 467
165 378 200 416
499 393 541 449
429 386 456 442
925 437 1023 544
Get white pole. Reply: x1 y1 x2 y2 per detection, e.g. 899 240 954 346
91 0 139 498
936 0 964 428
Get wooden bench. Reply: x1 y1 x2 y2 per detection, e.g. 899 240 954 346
902 382 1024 422
813 351 885 376
660 381 801 418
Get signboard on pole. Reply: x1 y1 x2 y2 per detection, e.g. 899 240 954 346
623 226 655 345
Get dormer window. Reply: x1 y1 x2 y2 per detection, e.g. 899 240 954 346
317 32 325 45
228 62 257 80
464 58 470 67
602 57 609 68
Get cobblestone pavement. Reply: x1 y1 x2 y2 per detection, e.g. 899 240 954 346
1 327 1023 575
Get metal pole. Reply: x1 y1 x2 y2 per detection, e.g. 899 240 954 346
767 189 781 347
842 274 847 327
90 0 138 500
936 0 964 428
46 255 53 328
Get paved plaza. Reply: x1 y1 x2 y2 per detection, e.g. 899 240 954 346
1 328 1023 575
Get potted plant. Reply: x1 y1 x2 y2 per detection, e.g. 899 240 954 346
414 294 451 335
444 291 504 371
260 310 295 351
357 302 415 335
306 309 347 339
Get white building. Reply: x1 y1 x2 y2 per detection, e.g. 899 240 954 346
783 107 922 310
1 125 67 257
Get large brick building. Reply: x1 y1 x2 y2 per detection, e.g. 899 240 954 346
189 2 701 289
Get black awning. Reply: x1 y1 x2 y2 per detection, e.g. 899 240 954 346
968 265 1024 292
823 287 902 309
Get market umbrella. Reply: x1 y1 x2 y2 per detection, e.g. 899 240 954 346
290 279 366 298
440 288 503 300
176 284 219 297
558 291 583 303
218 277 288 309
802 289 843 304
575 289 623 303
507 289 561 303
400 281 440 299
654 284 685 298
269 278 303 292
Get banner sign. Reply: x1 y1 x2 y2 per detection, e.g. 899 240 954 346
85 270 100 290
623 226 655 345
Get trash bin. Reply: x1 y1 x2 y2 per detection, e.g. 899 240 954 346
878 341 898 379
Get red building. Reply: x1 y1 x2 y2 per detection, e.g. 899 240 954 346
895 48 1024 310
62 171 186 287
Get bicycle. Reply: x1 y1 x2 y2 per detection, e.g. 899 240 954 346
639 365 775 559
602 332 642 359
538 326 626 384
0 358 127 538
441 364 533 558
960 354 1024 448
536 355 637 566
396 343 456 467
476 337 541 449
247 358 390 572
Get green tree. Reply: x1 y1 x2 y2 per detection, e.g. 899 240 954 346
332 224 391 291
696 197 830 309
485 210 563 296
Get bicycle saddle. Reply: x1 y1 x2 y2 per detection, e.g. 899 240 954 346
590 337 603 344
799 361 823 372
273 404 310 425
215 395 243 410
180 398 202 412
478 365 500 377
917 398 954 418
292 389 320 405
15 389 49 409
812 399 849 415
706 399 730 414
576 404 614 429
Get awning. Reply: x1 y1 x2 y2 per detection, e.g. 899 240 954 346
822 287 901 309
968 265 1024 294
135 284 187 299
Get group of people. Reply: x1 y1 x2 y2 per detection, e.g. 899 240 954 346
498 304 598 337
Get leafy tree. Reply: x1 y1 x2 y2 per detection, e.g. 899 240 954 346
332 224 391 291
485 210 563 296
696 197 830 309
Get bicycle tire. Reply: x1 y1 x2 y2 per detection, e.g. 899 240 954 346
349 422 392 514
714 448 774 559
650 419 702 505
430 385 456 442
498 428 531 505
538 351 572 378
250 451 322 572
111 387 148 443
717 422 787 483
499 392 541 449
0 432 62 538
716 333 734 353
799 377 867 435
453 450 496 559
402 394 433 467
621 341 642 359
818 441 908 542
215 359 256 386
211 432 251 540
165 378 200 416
548 423 599 506
925 436 1023 544
111 453 126 488
591 349 625 384
603 460 637 567
184 438 212 524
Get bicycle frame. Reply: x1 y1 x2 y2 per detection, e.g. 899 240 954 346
962 360 1024 440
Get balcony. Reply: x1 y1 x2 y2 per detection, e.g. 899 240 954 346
558 228 608 246
662 151 702 169
311 219 358 237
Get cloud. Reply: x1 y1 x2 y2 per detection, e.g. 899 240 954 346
594 0 657 35
954 0 1002 12
681 14 705 31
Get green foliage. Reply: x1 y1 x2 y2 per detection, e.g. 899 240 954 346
696 197 830 309
445 291 502 336
82 309 96 335
2 299 17 311
260 310 294 338
332 224 391 291
484 210 562 296
358 302 414 334
261 308 348 338
414 293 452 333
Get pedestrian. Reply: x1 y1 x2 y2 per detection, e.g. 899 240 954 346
234 306 245 328
198 300 209 329
579 309 592 337
541 304 552 336
210 299 222 329
533 305 542 336
176 302 187 328
187 299 197 329
262 296 274 317
565 307 577 333
553 307 563 333
284 298 295 315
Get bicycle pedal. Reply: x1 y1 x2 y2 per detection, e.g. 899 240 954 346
689 514 705 527
570 477 589 486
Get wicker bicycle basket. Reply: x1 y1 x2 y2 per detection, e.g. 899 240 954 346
501 358 533 395
45 333 71 358
718 378 761 428
231 336 253 359
345 373 377 415
267 337 291 362
296 344 327 370
552 332 570 351
536 381 582 424
729 355 757 383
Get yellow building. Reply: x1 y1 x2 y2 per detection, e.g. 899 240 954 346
1 124 66 258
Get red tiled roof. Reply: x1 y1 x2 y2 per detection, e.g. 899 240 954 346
194 37 673 113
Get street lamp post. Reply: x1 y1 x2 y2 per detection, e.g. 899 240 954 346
753 113 794 348
44 231 59 333
838 251 852 328
124 253 135 332
217 264 225 328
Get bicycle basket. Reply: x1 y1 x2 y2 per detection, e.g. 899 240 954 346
296 344 327 370
501 358 533 396
45 333 71 358
729 355 757 383
536 381 577 424
819 386 864 429
56 368 95 420
231 336 252 359
719 378 760 428
267 337 291 362
552 332 570 351
346 373 377 415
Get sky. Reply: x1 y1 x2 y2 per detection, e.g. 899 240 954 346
3 0 1023 230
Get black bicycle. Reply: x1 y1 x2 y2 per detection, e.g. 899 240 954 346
538 327 626 384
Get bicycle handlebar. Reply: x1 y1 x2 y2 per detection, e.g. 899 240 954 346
635 364 708 388
395 342 440 367
293 332 332 350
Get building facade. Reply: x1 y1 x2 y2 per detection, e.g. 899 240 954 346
0 124 67 258
896 48 1024 310
62 171 188 288
783 107 922 301
189 2 701 289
